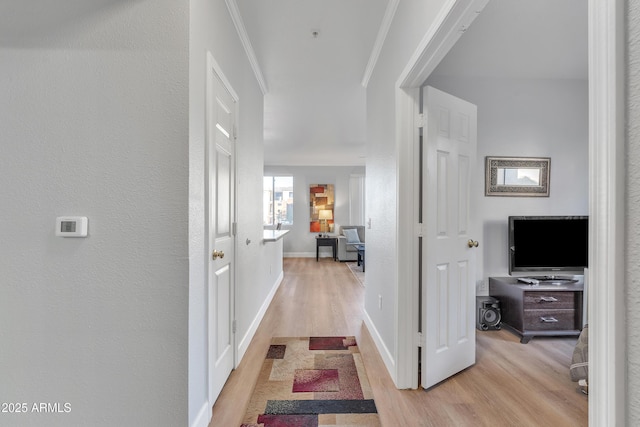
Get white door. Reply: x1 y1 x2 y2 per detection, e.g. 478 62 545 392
206 56 236 403
421 86 478 389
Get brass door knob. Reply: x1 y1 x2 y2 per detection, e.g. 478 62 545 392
212 250 225 260
467 240 479 248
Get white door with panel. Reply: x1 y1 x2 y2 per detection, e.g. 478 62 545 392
206 55 236 403
422 86 478 389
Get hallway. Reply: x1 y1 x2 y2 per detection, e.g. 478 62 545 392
210 258 587 426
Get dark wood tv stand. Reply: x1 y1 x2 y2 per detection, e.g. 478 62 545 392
489 276 584 343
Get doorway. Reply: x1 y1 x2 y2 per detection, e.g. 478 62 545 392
394 0 626 425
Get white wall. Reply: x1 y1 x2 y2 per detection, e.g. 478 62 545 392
0 1 267 426
425 76 588 288
627 0 640 423
349 174 366 226
189 1 265 426
364 0 450 381
0 2 189 426
264 166 365 257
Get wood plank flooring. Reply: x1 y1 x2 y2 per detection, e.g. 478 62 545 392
209 258 587 426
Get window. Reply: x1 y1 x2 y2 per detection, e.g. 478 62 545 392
263 176 293 226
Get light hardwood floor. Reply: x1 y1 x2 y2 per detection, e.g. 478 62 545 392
210 258 587 426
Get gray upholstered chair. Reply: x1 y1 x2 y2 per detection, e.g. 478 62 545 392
337 226 365 261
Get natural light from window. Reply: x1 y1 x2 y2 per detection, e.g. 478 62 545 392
263 176 293 226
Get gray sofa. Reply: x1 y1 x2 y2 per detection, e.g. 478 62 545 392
337 225 365 261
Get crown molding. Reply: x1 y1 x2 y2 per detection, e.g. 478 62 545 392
225 0 268 95
361 0 399 88
399 0 488 88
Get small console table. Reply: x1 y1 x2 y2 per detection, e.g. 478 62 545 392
489 276 584 344
316 236 337 261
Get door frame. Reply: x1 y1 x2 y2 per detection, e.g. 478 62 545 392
205 51 239 403
394 1 625 425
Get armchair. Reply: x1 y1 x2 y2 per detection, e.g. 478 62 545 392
337 226 365 261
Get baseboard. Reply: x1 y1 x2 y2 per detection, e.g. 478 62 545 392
191 400 211 427
283 252 336 258
236 270 284 363
363 308 397 385
284 252 314 258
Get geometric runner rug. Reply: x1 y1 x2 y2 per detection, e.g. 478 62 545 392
240 336 381 426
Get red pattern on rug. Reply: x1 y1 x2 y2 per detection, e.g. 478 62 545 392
309 336 355 350
292 369 339 392
240 336 380 427
256 414 318 427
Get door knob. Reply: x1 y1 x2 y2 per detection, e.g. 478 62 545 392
212 250 225 260
467 239 479 248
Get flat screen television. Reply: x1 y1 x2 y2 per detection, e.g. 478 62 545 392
508 216 588 275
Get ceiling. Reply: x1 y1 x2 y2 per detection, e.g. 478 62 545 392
236 0 388 166
235 0 587 167
430 0 587 80
1 1 587 167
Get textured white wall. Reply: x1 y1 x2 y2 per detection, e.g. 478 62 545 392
0 2 189 426
365 0 450 374
627 0 640 423
263 166 365 256
189 0 265 425
425 76 588 287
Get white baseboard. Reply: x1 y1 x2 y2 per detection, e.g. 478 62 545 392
284 252 314 258
191 401 211 427
236 270 284 363
363 308 397 386
283 252 335 258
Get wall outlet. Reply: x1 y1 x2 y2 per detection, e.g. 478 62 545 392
477 279 487 292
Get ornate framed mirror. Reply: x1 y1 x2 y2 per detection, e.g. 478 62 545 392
485 156 550 197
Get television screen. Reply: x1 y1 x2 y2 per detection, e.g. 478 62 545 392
509 216 588 274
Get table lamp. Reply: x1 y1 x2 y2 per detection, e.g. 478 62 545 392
318 209 333 233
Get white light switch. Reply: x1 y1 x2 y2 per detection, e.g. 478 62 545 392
56 216 88 237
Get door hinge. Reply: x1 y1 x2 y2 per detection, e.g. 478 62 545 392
232 222 237 236
415 223 424 237
416 332 424 348
416 113 426 129
233 125 238 141
232 320 237 333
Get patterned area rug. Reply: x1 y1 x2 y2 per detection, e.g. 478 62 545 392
241 336 380 427
346 262 365 286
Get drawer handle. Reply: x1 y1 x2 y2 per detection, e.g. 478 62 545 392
540 316 559 323
537 296 558 303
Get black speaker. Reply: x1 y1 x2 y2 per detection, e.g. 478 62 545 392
476 296 501 331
